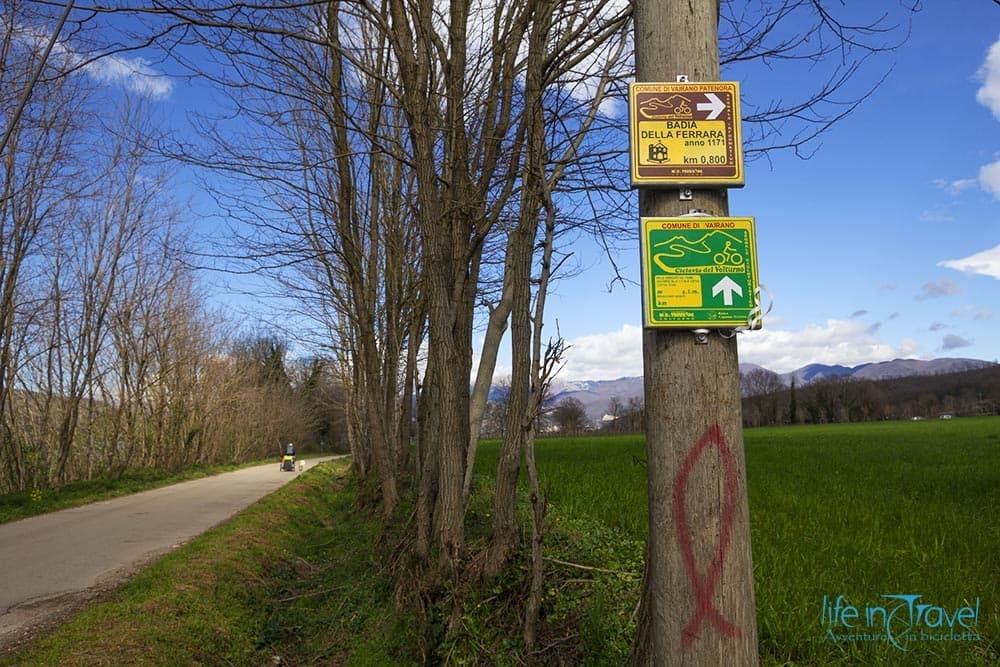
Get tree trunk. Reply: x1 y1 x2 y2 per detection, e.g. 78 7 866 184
486 206 538 572
633 330 758 664
485 0 554 575
630 1 759 664
423 268 470 569
464 291 511 500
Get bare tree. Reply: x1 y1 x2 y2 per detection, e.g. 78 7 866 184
23 6 923 652
114 2 427 515
720 0 919 160
478 375 511 440
550 396 589 435
604 396 625 431
467 0 631 577
1 5 91 491
38 97 177 485
741 367 785 397
99 226 206 472
0 3 336 493
625 395 645 433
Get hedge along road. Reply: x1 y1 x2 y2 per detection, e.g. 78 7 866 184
0 457 340 653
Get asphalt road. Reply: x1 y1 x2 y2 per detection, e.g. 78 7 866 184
0 457 337 652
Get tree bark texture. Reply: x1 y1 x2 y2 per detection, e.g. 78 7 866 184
631 0 760 664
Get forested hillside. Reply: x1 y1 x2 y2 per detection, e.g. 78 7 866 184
741 365 1000 426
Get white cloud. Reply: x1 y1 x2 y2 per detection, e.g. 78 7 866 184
84 55 173 100
975 39 1000 199
14 22 172 100
933 177 977 196
977 37 1000 121
919 209 956 223
561 324 643 381
557 319 924 379
738 319 922 374
978 160 1000 199
938 243 1000 280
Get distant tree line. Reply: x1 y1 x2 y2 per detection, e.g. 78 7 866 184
741 366 1000 427
483 364 1000 436
480 391 646 437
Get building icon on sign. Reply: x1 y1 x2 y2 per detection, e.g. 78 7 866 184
648 142 669 163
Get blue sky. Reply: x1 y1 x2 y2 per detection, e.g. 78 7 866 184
545 2 1000 380
37 3 998 381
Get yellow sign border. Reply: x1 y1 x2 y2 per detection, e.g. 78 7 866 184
640 216 760 329
629 81 744 188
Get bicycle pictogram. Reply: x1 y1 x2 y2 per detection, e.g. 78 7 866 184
713 241 744 266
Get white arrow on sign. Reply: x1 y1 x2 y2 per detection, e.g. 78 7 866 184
696 93 726 120
712 276 743 306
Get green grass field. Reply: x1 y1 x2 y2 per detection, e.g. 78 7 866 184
745 419 999 665
475 417 1000 665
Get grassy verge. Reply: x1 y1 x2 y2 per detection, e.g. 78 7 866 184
3 458 421 666
4 454 643 665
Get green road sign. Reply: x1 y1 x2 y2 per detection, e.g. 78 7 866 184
641 216 761 329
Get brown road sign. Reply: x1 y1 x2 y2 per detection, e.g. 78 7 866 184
629 81 744 187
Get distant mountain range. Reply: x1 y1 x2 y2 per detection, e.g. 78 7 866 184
539 357 997 424
740 357 996 386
